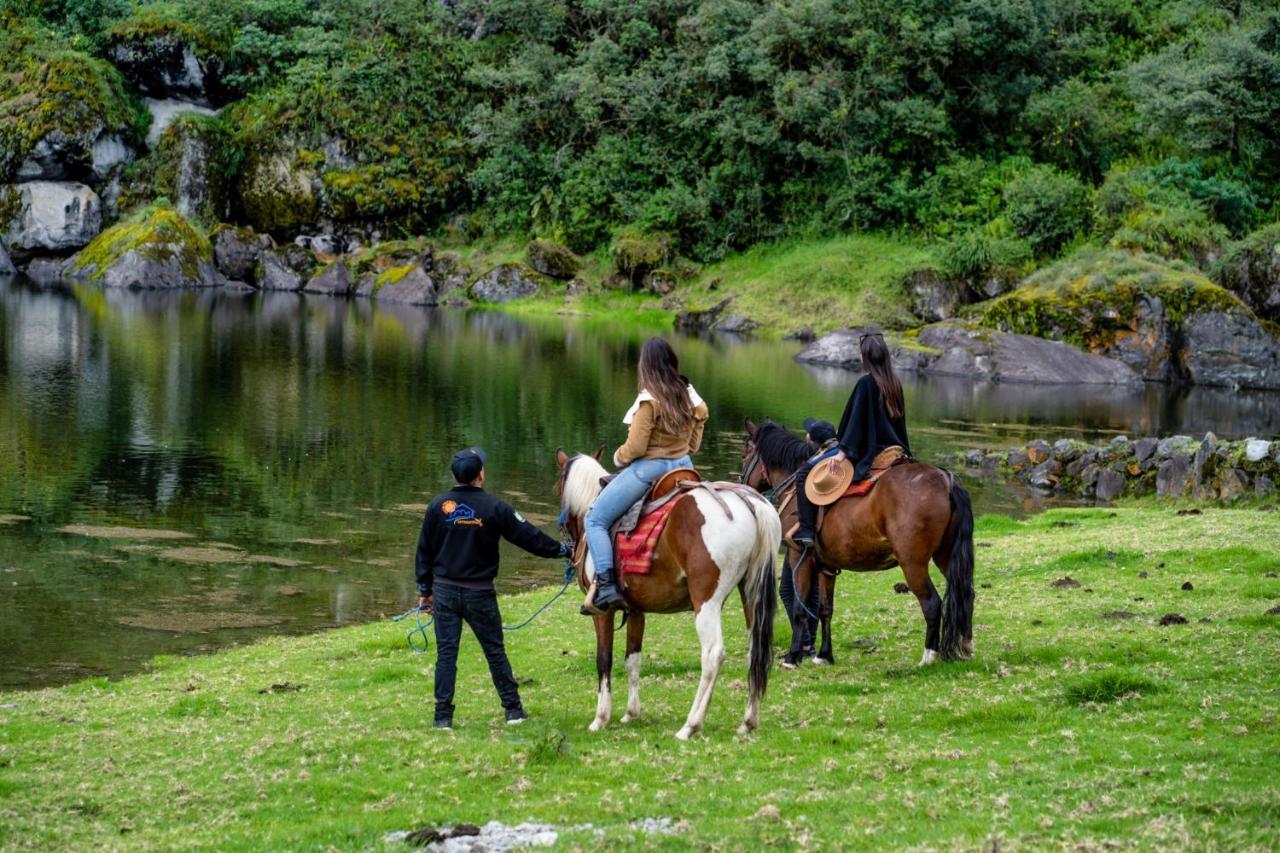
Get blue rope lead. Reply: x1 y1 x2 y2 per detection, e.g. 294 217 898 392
392 560 578 653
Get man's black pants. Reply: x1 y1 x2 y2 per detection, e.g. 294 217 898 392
432 584 521 722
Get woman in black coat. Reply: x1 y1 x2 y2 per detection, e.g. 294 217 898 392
793 332 910 547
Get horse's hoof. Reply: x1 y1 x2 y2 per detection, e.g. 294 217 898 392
620 713 638 724
675 727 693 741
779 659 798 670
737 722 756 735
588 719 607 732
918 649 940 667
809 657 830 667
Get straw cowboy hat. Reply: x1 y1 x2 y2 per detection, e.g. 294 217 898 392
804 455 854 506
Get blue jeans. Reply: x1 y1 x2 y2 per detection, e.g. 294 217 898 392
585 455 692 577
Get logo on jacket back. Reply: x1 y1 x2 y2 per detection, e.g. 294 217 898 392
443 500 483 527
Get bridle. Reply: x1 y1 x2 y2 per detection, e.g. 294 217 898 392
740 440 801 504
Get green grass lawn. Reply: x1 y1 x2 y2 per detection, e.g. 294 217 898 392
2 505 1278 849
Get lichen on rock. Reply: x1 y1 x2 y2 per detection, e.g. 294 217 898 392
71 201 216 288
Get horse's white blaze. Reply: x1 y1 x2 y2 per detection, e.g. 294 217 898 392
621 652 642 722
919 648 940 667
589 677 611 732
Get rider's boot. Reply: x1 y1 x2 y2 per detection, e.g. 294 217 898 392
792 492 818 549
589 570 625 612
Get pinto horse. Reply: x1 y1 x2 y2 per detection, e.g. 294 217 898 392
555 449 781 739
740 420 975 667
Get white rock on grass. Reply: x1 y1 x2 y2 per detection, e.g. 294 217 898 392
1245 438 1272 463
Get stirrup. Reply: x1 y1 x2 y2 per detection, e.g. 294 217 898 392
580 580 624 616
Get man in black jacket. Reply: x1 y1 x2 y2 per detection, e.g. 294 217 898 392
416 447 568 730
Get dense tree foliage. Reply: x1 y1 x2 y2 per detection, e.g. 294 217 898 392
4 0 1279 262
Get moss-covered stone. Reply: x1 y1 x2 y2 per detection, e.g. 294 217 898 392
72 202 213 288
1213 223 1280 323
0 20 148 182
349 239 432 277
526 239 580 279
610 231 674 289
979 248 1245 351
239 149 319 237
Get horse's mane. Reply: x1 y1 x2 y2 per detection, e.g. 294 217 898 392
755 421 816 473
562 453 607 517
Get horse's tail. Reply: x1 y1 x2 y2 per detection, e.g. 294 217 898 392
940 472 975 661
743 494 780 706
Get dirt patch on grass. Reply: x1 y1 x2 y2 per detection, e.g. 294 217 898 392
1159 612 1188 626
58 525 193 540
291 538 340 546
1052 576 1081 588
156 547 245 565
1102 610 1137 619
249 555 309 567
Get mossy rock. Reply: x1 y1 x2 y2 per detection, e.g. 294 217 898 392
979 248 1246 350
1213 223 1280 323
610 231 675 288
526 240 581 279
349 239 432 277
0 21 148 182
240 149 319 237
105 10 230 104
72 202 214 288
470 263 547 304
132 114 234 225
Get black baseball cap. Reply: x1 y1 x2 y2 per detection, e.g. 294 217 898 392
451 447 486 483
803 418 837 443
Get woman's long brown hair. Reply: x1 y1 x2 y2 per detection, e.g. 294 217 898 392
638 337 693 434
860 333 905 418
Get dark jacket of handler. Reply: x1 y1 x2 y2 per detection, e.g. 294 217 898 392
415 447 566 729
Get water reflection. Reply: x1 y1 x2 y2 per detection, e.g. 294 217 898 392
2 276 1276 689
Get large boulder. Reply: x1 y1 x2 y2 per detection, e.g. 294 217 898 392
256 245 315 291
366 264 437 305
611 232 674 290
980 248 1255 384
239 150 319 236
0 27 145 185
1156 453 1193 497
470 264 543 303
69 203 217 288
304 261 353 296
24 257 72 286
2 182 102 256
1214 224 1280 322
526 240 581 279
149 115 231 222
106 21 226 105
212 225 273 283
432 252 472 296
906 269 967 322
797 322 1141 386
1179 311 1280 391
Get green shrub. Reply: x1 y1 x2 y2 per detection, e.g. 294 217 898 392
1003 166 1094 256
941 225 1034 279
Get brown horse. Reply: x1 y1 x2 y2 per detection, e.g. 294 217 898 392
740 420 975 667
555 448 780 739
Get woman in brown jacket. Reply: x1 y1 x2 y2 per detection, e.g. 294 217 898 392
584 337 709 611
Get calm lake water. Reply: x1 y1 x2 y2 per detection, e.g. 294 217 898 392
3 277 1278 689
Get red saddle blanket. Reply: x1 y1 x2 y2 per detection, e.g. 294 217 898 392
617 498 682 575
841 449 911 497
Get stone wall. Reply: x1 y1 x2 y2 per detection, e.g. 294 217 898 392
957 434 1278 503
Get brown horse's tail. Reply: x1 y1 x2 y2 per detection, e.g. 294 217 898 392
940 473 975 661
744 495 780 708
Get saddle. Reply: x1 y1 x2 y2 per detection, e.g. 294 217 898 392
613 467 702 535
784 446 911 545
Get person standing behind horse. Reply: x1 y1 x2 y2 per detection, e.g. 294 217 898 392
583 338 709 614
793 332 911 547
415 447 569 730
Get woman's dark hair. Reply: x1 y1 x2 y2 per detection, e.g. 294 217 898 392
860 333 904 418
638 337 693 434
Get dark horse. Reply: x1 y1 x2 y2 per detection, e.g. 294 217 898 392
741 420 975 667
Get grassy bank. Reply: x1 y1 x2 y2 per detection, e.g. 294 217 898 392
480 233 936 338
2 505 1278 848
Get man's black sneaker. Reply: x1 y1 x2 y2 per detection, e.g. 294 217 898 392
505 709 528 725
433 718 453 731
